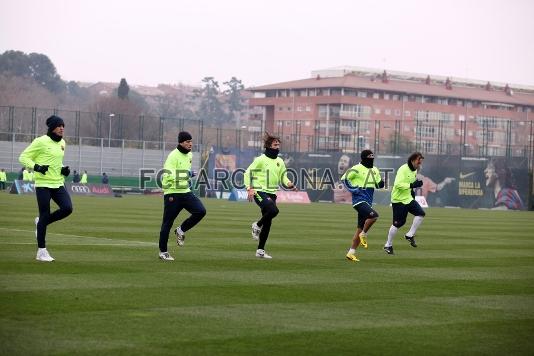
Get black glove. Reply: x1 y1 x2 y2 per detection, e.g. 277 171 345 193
410 180 423 189
61 166 70 177
375 180 385 189
34 164 49 175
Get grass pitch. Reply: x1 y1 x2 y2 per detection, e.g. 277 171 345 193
1 194 533 355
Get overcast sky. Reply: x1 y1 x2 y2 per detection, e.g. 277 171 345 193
1 0 533 88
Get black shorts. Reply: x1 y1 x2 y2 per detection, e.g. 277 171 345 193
392 200 426 228
354 202 379 229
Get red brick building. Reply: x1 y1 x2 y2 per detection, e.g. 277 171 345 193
247 67 534 157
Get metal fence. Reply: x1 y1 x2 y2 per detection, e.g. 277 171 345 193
1 105 533 171
0 134 201 177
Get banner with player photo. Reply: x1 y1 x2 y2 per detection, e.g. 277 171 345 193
209 147 530 210
458 156 528 210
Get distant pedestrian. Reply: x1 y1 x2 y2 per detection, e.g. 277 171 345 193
102 172 109 184
80 170 88 184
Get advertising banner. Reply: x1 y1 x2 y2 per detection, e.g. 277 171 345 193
210 147 530 210
275 191 311 204
10 180 113 197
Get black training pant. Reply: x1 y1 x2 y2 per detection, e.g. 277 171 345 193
35 186 73 248
254 191 279 250
159 192 206 252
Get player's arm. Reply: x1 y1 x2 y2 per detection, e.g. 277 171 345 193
244 157 261 201
19 138 48 174
279 160 296 190
374 167 385 189
162 153 178 189
341 167 360 193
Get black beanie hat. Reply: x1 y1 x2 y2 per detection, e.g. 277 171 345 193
178 131 192 143
360 149 374 168
46 115 65 130
361 149 374 160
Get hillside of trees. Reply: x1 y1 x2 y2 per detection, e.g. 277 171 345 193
0 50 249 130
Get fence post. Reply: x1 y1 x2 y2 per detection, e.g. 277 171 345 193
78 136 82 172
31 107 37 139
142 140 145 169
10 132 15 172
100 138 104 175
121 139 124 177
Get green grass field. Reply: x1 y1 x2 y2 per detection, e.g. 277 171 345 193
1 194 534 355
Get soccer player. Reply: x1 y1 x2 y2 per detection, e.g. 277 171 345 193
244 133 295 259
158 131 206 261
342 150 385 262
19 115 73 262
383 152 425 255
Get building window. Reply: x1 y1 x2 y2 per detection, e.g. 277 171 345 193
287 107 292 111
374 108 381 114
372 92 379 99
405 110 411 117
394 109 401 116
358 91 367 98
305 106 311 112
383 93 390 100
285 121 292 127
385 109 391 116
297 106 303 112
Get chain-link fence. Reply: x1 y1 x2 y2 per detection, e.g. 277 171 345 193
1 105 533 170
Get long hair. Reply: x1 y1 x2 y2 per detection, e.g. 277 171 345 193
263 132 280 149
407 152 424 163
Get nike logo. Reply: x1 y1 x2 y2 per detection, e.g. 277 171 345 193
459 172 475 179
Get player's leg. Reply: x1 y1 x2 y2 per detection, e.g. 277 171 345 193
254 193 278 258
159 194 182 253
405 200 426 247
35 188 54 261
48 186 73 225
384 203 408 254
359 203 379 248
179 192 207 235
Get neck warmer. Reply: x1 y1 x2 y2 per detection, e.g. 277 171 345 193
361 157 374 168
47 131 62 142
264 147 279 159
177 145 191 154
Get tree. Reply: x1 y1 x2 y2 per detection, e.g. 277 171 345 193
223 77 245 127
0 50 65 93
193 77 225 124
118 78 129 99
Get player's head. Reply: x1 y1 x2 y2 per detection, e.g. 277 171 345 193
485 158 515 189
263 132 280 149
408 152 424 170
178 131 193 152
360 150 374 168
338 154 350 174
46 115 65 137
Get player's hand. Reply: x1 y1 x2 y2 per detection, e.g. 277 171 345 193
34 164 49 175
410 180 423 189
61 166 70 177
190 170 197 178
247 188 255 202
375 180 385 189
287 182 297 191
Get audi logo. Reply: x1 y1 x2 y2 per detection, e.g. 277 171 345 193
70 185 91 194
